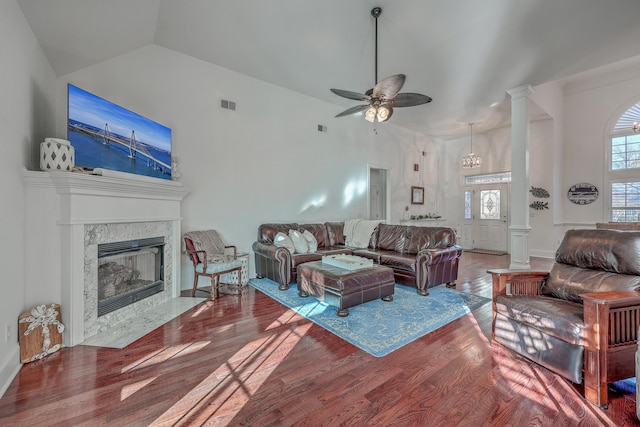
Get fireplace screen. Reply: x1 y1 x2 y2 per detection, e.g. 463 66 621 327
97 237 164 316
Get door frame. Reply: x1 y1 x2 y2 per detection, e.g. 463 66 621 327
461 182 510 253
368 165 390 222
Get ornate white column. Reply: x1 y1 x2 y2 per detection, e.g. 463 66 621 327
507 85 534 269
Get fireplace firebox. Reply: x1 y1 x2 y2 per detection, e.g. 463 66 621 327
97 237 165 316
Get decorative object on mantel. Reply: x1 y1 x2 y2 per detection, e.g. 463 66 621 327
461 123 481 168
411 186 424 205
529 201 549 210
567 183 598 205
40 138 74 171
18 303 64 363
171 156 181 181
529 186 550 198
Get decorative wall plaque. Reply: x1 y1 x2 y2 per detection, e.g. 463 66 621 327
567 183 598 205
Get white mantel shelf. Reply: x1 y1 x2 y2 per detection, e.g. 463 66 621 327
23 169 190 225
23 169 190 346
24 169 190 201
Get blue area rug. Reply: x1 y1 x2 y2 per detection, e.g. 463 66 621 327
249 278 490 357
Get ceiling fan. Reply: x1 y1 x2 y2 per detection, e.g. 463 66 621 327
330 6 432 123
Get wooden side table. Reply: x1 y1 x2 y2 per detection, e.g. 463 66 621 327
219 252 249 294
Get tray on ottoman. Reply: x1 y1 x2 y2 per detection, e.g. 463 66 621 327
297 260 394 317
322 254 374 270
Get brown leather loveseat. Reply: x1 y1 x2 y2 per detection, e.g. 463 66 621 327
489 229 640 408
252 222 461 295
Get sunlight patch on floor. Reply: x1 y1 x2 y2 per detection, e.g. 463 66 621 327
121 341 211 374
121 376 157 401
150 322 313 426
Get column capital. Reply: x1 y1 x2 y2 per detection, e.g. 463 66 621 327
507 84 535 100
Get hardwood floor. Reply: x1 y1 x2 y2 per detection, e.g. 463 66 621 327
0 252 637 426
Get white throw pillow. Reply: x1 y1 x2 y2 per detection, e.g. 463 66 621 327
273 232 295 254
288 229 309 254
302 230 318 252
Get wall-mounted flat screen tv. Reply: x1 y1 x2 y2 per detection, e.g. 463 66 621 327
67 84 172 180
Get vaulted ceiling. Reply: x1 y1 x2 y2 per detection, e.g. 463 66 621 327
17 0 640 137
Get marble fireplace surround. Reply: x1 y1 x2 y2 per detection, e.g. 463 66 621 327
24 170 190 346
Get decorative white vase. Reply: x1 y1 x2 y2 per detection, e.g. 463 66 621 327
40 140 74 171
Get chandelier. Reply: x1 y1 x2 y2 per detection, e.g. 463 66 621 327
462 123 481 168
634 121 640 133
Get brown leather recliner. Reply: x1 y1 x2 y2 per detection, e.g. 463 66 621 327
489 229 640 408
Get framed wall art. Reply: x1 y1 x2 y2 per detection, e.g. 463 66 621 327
567 183 598 205
411 186 424 205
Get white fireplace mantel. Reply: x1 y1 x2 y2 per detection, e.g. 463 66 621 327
23 169 190 345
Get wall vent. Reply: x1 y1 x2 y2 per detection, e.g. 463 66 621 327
221 99 236 110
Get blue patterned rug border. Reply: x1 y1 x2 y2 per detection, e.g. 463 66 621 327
249 278 490 357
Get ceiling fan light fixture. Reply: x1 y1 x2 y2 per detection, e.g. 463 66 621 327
377 105 392 122
365 107 377 122
329 7 431 124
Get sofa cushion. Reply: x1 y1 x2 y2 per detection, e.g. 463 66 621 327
273 232 295 254
352 249 382 264
495 294 585 346
302 230 318 252
375 224 408 252
379 252 415 273
556 229 640 275
324 222 345 246
288 229 309 254
259 223 299 244
541 262 640 303
298 224 328 248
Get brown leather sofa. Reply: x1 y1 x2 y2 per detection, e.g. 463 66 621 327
252 222 461 295
489 229 640 408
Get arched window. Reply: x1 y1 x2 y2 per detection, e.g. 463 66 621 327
609 102 640 221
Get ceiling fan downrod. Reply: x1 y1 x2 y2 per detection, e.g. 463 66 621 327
372 7 382 85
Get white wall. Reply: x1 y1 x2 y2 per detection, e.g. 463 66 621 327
562 62 640 232
0 0 57 396
57 45 439 288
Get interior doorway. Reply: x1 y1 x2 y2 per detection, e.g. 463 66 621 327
461 183 509 253
368 167 389 221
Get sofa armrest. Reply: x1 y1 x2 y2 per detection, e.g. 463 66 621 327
417 245 462 265
252 241 292 290
252 241 289 259
581 290 640 407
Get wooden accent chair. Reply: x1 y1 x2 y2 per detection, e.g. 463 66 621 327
183 230 243 299
489 229 640 408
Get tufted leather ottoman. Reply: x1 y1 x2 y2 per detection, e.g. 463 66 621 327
297 261 395 316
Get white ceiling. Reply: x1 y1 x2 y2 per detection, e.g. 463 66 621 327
17 0 640 138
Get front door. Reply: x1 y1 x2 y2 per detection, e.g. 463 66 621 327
463 184 509 252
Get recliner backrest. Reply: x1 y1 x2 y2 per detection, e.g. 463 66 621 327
555 229 640 275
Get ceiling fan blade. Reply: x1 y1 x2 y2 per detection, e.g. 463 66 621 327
372 74 406 100
335 104 371 118
392 92 433 107
330 88 371 102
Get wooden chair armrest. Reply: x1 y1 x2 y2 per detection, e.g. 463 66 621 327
224 245 238 258
487 269 550 297
186 249 208 268
581 290 640 407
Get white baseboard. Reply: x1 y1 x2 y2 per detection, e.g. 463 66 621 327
530 249 555 259
0 346 20 398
